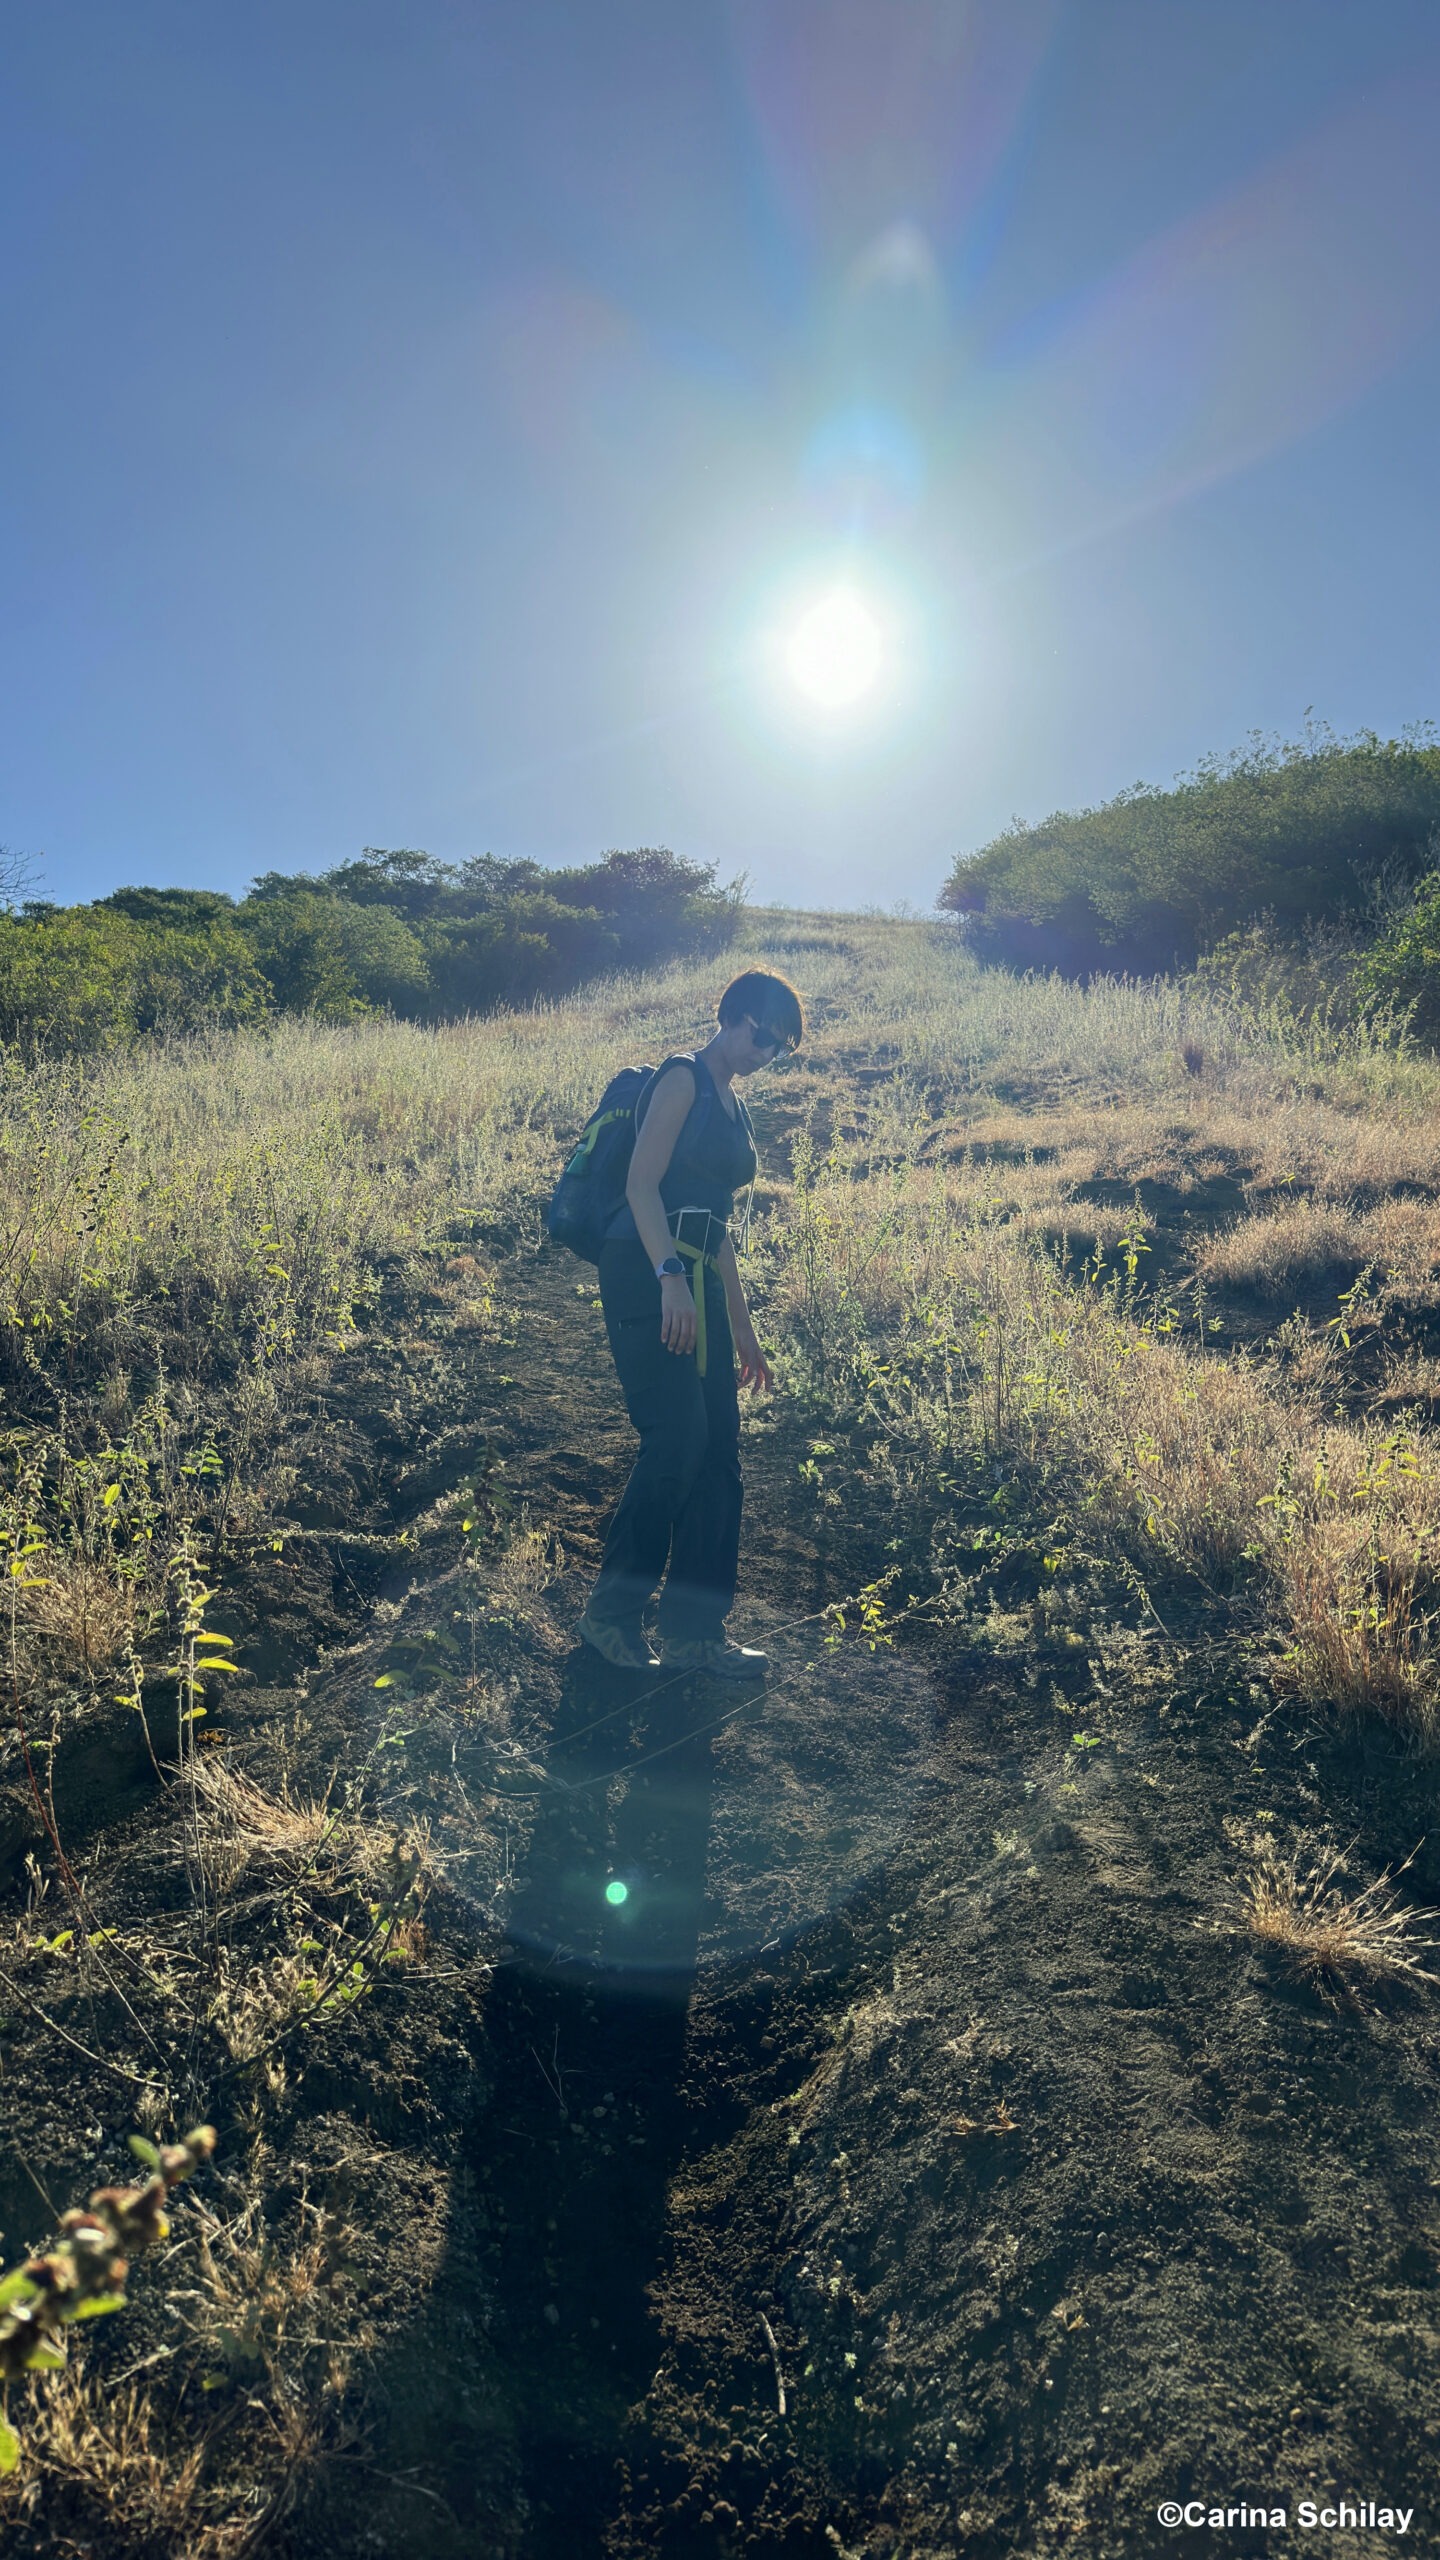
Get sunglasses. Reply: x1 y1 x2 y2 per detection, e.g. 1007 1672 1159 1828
744 1015 796 1056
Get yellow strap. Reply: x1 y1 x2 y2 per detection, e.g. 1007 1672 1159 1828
671 1239 726 1376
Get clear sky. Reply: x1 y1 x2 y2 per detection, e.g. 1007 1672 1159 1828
4 0 1440 911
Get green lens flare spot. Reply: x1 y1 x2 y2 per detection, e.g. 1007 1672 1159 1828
604 1880 629 1907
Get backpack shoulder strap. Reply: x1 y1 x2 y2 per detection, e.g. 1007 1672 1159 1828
733 1091 759 1248
636 1052 699 1133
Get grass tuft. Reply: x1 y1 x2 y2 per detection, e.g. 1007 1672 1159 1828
19 1554 137 1669
1236 1836 1439 1996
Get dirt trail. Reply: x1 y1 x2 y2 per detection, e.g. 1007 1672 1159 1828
296 1249 1440 2560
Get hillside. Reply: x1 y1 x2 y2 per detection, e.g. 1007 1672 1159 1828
2 917 1439 2556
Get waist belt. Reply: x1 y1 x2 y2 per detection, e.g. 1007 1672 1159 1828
669 1207 729 1376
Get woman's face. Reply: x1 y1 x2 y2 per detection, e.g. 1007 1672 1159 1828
728 1012 794 1077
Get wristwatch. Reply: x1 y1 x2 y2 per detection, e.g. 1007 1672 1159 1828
655 1255 687 1279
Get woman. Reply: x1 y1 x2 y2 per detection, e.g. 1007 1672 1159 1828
577 968 804 1677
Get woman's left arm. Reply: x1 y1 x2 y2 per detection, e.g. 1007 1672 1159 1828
718 1234 773 1393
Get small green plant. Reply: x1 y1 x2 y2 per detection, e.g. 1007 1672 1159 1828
207 1828 429 2075
1115 1203 1152 1287
824 1569 902 1652
1328 1264 1376 1350
0 2127 216 2473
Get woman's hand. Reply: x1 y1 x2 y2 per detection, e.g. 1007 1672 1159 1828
659 1273 698 1356
732 1312 773 1393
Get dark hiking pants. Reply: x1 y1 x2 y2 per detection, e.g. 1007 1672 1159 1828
588 1239 742 1644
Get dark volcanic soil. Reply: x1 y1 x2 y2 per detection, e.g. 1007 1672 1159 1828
6 1240 1440 2559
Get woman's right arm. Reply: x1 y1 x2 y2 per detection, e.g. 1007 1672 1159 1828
626 1066 698 1356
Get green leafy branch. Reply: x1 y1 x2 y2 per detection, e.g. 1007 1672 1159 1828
824 1567 905 1653
0 2126 216 2474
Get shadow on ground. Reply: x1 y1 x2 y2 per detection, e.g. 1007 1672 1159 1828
465 1650 721 2556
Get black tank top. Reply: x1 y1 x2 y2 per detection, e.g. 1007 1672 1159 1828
606 1053 757 1244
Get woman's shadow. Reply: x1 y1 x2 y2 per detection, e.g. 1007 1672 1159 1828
473 1644 720 2552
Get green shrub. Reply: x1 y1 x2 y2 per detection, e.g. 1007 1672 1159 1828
99 887 238 929
1192 914 1367 1033
941 726 1440 977
542 846 745 968
1353 870 1440 1043
0 910 141 1052
234 890 365 1019
329 901 431 1012
245 843 738 1018
0 845 741 1055
422 895 617 1015
128 924 271 1035
0 907 268 1054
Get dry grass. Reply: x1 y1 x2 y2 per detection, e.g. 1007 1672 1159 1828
1271 1521 1437 1738
177 2178 364 2390
16 1554 137 1669
1 911 1433 1388
0 2134 349 2555
190 1758 333 1893
202 1808 431 2069
0 2369 212 2548
208 1944 320 2066
5 912 1439 1752
933 1094 1440 1224
481 1514 565 1635
1196 1193 1440 1296
0 2303 339 2558
764 1080 1440 1735
1196 1200 1371 1291
1235 1835 1439 1996
0 919 874 1371
1376 1348 1440 1409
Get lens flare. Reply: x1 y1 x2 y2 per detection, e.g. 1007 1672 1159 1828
784 586 885 709
604 1878 629 1906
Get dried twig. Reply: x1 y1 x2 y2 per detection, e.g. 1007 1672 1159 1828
0 1963 165 2092
759 2311 787 2418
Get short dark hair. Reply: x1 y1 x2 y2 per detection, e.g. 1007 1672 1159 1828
717 968 805 1047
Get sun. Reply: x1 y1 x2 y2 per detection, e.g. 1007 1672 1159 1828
784 585 886 710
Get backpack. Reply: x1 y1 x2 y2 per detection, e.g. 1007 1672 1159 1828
545 1064 657 1263
545 1055 722 1264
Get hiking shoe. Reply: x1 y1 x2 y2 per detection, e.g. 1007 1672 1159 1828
661 1636 768 1682
577 1610 659 1671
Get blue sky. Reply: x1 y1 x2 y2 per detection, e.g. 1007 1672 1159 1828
3 0 1440 910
